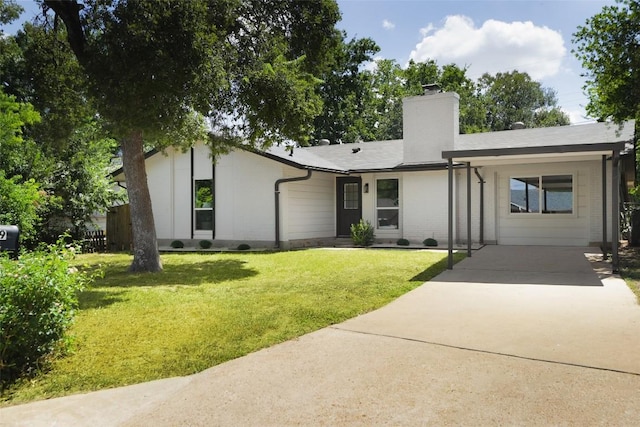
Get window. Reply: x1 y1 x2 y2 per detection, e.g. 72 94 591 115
194 179 213 230
343 182 359 209
376 179 399 229
510 175 573 214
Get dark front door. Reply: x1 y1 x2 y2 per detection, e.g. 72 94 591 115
336 177 362 237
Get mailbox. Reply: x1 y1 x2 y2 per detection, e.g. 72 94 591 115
0 225 20 256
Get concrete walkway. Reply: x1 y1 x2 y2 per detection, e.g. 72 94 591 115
2 246 639 426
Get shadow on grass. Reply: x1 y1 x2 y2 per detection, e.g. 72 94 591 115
410 253 466 283
78 289 127 310
96 259 259 288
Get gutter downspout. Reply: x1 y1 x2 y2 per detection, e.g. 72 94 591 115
275 169 313 248
474 167 485 245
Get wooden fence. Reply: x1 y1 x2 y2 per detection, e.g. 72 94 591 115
83 230 107 253
107 204 133 251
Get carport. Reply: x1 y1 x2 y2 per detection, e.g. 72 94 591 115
441 121 636 272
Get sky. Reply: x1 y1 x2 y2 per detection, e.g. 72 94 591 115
5 0 617 125
336 0 617 124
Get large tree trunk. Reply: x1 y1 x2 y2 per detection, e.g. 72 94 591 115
121 131 162 272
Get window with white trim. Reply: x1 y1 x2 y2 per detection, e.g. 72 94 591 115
376 179 399 229
194 179 213 230
509 175 573 214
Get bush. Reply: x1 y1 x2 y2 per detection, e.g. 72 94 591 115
170 240 184 249
350 219 375 246
423 238 438 247
198 240 212 249
236 243 251 251
396 238 410 246
0 241 91 385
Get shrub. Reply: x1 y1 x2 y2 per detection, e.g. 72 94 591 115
170 240 184 249
198 240 212 249
236 243 251 250
350 219 375 246
423 238 438 247
0 241 91 385
396 238 410 246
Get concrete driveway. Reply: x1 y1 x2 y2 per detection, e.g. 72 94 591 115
2 246 640 426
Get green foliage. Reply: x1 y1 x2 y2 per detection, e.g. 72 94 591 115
423 238 438 247
0 172 44 247
312 35 380 144
396 238 410 246
170 240 184 249
0 0 22 28
0 241 91 386
315 57 570 142
478 71 569 130
350 219 375 246
41 0 342 272
573 0 640 122
198 240 212 249
236 243 251 251
0 27 122 244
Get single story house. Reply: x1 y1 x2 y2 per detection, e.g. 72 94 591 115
113 89 635 268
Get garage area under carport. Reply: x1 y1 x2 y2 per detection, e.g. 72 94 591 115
442 121 635 272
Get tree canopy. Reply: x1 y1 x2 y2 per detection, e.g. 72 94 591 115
573 0 640 122
312 58 569 144
43 0 342 271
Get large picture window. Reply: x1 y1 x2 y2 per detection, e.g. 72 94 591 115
510 175 573 214
376 179 399 229
194 179 213 230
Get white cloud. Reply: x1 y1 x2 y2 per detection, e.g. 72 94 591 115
409 15 566 80
382 19 395 30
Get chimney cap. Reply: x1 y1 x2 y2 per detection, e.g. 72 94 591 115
422 83 441 95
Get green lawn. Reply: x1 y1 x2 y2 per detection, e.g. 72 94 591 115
1 248 462 404
619 245 640 302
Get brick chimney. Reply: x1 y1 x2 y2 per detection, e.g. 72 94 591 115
402 87 459 164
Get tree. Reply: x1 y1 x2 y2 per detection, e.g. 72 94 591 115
573 0 640 122
1 22 123 244
0 88 45 246
0 0 21 29
312 35 379 144
478 71 569 131
574 0 640 246
43 0 341 272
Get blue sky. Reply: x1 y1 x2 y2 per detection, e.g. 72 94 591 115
6 0 616 124
337 0 616 124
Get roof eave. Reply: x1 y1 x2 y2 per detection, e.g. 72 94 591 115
442 141 629 160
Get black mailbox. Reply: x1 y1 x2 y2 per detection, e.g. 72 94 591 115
0 225 20 255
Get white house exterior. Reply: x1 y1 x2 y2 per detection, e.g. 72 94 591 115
113 90 635 267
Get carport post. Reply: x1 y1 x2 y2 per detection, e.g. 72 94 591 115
466 162 472 257
602 155 607 259
447 158 454 269
612 151 619 272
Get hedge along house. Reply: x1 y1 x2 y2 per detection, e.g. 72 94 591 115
112 88 635 270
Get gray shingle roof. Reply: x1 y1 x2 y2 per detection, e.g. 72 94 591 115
257 120 635 172
448 120 635 157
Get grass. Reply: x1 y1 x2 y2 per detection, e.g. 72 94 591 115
1 248 462 405
619 244 640 302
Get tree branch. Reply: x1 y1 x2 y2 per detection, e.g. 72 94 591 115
43 0 86 64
